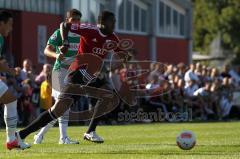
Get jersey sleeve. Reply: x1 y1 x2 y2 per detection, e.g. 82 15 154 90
47 29 62 46
70 23 94 37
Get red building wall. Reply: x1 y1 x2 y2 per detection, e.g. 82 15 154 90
156 38 189 64
11 11 62 72
117 34 189 64
118 34 150 60
8 11 189 72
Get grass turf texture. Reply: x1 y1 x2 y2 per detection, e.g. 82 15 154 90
0 122 240 159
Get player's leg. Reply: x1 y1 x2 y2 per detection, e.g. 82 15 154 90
0 80 30 150
84 98 104 143
83 77 115 143
33 119 57 144
53 69 79 144
18 95 74 141
58 109 79 144
18 69 86 141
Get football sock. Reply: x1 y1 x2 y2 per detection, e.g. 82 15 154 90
4 100 18 142
58 109 69 139
19 110 56 139
37 119 57 137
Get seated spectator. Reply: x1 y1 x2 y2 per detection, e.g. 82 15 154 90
193 82 217 119
171 79 185 112
184 79 198 97
18 84 33 126
220 65 231 78
218 77 240 119
184 64 199 86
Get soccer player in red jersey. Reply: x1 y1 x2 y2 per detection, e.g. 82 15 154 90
17 11 127 144
59 11 124 143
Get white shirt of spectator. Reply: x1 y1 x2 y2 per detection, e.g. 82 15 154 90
229 69 240 87
220 96 232 117
184 69 199 84
184 84 198 97
146 83 160 90
20 68 28 81
193 87 208 96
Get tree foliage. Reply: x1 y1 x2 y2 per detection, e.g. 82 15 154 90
193 0 240 63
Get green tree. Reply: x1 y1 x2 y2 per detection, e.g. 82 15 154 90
193 0 240 64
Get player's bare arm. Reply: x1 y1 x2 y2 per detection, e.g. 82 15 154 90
44 45 65 61
59 22 71 54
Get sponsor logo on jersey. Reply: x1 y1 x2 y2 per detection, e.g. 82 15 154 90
69 43 79 51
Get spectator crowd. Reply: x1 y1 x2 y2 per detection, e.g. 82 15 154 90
1 58 240 126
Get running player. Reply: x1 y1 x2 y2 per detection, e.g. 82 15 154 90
33 9 81 145
0 10 30 150
17 11 126 145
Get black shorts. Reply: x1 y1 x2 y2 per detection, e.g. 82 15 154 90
67 70 107 87
59 70 109 100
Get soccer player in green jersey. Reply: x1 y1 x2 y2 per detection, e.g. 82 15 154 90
0 10 30 150
33 9 81 144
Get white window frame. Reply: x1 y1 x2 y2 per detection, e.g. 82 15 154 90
116 0 148 35
19 0 25 10
0 0 4 8
156 0 186 39
5 0 11 9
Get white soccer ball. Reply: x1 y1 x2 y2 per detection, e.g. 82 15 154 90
176 130 196 150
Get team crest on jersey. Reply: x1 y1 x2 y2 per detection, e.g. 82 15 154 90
50 34 57 40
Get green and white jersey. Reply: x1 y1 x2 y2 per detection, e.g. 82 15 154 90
47 29 80 71
0 35 4 58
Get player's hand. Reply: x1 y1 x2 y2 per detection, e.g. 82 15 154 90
56 53 65 61
59 45 69 54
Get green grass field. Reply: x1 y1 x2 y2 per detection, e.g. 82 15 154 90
0 122 240 159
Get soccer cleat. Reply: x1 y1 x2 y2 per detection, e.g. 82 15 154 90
15 131 31 150
6 132 31 150
83 131 104 143
59 136 79 144
6 139 19 150
33 134 43 144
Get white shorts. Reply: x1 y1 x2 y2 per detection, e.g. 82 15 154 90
0 80 8 98
51 68 68 99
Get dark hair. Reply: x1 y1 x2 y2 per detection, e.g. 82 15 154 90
0 10 13 23
98 11 115 23
66 9 82 18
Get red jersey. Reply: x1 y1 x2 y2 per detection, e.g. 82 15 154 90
69 23 120 71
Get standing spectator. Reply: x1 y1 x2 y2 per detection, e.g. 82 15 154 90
35 64 51 85
20 59 32 81
39 73 52 112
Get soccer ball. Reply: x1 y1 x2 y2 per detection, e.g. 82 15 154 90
176 130 196 150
